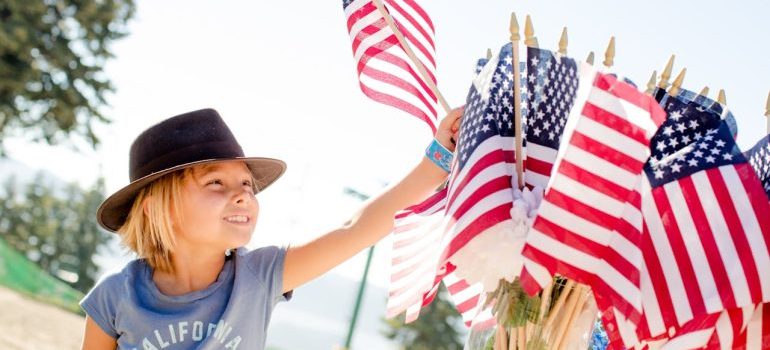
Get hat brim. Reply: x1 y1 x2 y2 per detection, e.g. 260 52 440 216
97 157 286 232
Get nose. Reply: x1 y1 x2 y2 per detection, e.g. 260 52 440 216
233 188 254 205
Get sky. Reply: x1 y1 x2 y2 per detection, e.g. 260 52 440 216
5 0 770 291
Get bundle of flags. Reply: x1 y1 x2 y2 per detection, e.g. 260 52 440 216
341 2 770 348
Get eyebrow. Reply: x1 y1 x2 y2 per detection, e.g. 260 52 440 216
194 164 251 178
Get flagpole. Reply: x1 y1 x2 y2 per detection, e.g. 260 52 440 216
717 89 727 105
644 71 657 95
372 0 451 114
668 68 687 97
657 55 675 90
765 91 770 135
510 12 524 189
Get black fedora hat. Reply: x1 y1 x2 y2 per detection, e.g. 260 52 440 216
97 108 286 232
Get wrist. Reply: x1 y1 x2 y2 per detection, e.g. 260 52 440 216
425 138 453 173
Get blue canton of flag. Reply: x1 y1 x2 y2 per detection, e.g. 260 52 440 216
745 135 770 201
523 46 578 188
455 44 516 169
645 115 743 187
646 95 724 171
525 47 578 147
654 87 739 138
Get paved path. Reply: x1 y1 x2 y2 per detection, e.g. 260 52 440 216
0 286 84 350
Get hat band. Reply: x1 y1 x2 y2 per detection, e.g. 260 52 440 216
131 140 245 181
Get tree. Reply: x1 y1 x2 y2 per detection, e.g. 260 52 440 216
383 284 466 350
0 174 114 293
0 0 135 154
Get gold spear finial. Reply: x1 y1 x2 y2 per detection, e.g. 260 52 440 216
765 91 770 117
766 90 770 135
717 89 727 105
603 36 615 68
486 48 492 60
524 15 537 47
669 68 687 97
645 70 657 95
698 86 709 97
558 27 568 55
658 55 675 89
586 51 595 65
509 12 520 42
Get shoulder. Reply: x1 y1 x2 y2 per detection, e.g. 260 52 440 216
79 259 145 338
89 259 144 293
236 245 287 278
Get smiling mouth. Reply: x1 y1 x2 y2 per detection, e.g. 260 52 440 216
223 215 250 224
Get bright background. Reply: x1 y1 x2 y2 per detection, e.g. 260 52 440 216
3 0 769 347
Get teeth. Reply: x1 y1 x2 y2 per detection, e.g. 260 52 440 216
225 215 248 223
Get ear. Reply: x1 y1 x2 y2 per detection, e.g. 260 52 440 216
142 196 153 217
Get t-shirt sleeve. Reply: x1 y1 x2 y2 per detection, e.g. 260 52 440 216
79 272 121 339
245 245 293 306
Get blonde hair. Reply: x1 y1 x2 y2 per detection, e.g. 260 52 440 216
118 168 192 273
117 162 260 273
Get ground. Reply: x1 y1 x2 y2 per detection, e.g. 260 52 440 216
0 286 84 350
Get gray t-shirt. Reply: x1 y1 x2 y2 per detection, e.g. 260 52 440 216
80 246 291 350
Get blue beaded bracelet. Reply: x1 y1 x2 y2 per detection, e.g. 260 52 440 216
425 139 453 173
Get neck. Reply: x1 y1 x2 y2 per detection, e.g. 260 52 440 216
152 245 228 296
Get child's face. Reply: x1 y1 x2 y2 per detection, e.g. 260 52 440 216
175 161 258 251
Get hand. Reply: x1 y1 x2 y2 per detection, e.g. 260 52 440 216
434 106 464 152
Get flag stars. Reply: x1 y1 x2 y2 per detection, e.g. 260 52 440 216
722 153 733 161
671 163 682 173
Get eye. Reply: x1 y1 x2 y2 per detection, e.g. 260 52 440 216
242 180 253 187
206 179 223 186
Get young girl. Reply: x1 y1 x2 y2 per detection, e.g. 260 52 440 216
80 107 462 349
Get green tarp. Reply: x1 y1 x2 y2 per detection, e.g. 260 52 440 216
0 238 83 314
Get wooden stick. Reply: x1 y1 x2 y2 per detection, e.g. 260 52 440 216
699 86 710 97
555 286 590 350
510 12 524 189
586 51 595 65
765 91 770 135
603 36 615 68
524 15 537 47
669 68 687 97
509 326 517 350
498 324 509 350
549 285 583 349
372 0 451 113
644 70 657 95
538 280 553 322
558 27 568 55
518 326 526 350
658 55 675 89
717 89 727 105
487 48 493 60
543 280 575 330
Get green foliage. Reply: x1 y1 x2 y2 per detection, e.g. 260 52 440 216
383 284 466 350
0 174 114 293
0 0 135 154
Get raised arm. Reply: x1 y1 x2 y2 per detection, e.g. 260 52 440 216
282 108 463 293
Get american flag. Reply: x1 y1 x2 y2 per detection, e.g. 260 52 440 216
598 102 770 349
636 115 770 337
519 70 665 299
746 134 770 201
342 0 438 133
387 44 527 326
523 47 580 189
